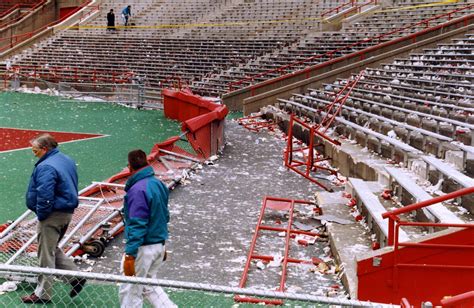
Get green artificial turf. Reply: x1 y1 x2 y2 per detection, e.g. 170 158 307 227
0 92 181 221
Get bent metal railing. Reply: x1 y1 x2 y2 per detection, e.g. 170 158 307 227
227 4 474 92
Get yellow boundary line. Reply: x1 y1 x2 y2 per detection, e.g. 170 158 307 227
60 0 462 31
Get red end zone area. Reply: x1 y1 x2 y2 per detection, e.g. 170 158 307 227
0 128 104 152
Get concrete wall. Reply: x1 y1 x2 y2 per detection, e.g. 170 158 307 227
0 0 56 51
0 0 100 59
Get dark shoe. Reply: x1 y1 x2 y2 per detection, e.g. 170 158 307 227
70 278 86 298
21 293 51 304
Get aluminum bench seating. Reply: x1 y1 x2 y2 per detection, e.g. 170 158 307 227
349 80 474 113
277 98 423 164
384 166 464 224
342 84 474 115
348 178 410 246
365 68 473 91
293 92 453 156
421 155 474 189
361 73 473 97
315 86 474 143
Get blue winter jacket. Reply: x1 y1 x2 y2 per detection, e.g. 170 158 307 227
26 148 79 221
122 6 131 17
123 166 169 257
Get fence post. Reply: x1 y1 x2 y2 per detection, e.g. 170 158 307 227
387 216 395 246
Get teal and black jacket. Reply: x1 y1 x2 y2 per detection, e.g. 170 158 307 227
123 166 170 257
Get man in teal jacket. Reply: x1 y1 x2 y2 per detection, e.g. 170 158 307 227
22 134 85 304
119 149 176 308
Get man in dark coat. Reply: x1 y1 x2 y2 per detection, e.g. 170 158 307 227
21 134 86 304
107 9 116 31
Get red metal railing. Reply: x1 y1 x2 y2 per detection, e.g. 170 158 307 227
381 187 474 304
440 291 474 307
3 64 134 86
0 1 99 53
321 0 377 18
0 3 36 19
227 4 474 92
0 1 46 28
382 186 474 246
159 76 188 91
235 196 318 305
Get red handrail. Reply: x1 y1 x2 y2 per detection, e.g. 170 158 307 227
0 3 35 19
4 64 134 84
160 76 189 90
321 0 377 18
382 186 474 246
0 1 99 53
440 291 474 307
0 1 46 29
227 3 474 92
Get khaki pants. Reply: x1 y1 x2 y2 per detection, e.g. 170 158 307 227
34 212 78 300
119 243 176 308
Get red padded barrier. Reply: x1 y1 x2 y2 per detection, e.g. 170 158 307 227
162 88 228 159
162 88 223 122
357 227 474 306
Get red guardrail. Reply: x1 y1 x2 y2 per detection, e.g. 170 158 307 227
382 186 474 246
227 3 474 92
0 1 98 53
320 0 377 18
0 3 37 19
381 186 474 304
440 291 474 307
159 76 188 91
3 64 134 86
0 1 47 26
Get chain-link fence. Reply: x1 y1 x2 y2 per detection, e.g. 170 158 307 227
0 264 391 307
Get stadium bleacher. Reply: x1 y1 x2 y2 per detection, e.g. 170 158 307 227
0 0 473 305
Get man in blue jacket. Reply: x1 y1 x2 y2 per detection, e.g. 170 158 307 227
121 5 131 26
119 149 176 308
21 134 86 304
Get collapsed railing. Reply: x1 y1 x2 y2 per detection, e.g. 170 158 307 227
283 71 364 190
0 88 227 265
235 196 320 305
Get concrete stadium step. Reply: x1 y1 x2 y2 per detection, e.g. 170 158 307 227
314 190 371 299
347 178 410 246
421 155 474 213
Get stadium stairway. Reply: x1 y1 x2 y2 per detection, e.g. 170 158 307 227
253 28 474 305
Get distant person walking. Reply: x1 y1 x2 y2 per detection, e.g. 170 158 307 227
107 9 116 31
21 134 86 304
121 5 132 26
119 149 176 308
